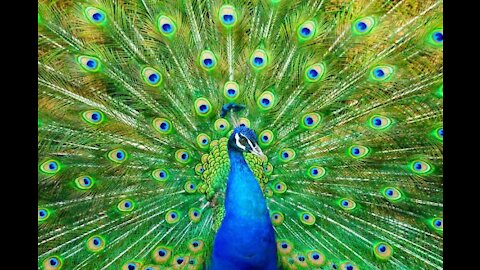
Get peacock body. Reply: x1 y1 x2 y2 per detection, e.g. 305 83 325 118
38 0 443 269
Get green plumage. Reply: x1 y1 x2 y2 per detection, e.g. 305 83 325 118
38 0 443 269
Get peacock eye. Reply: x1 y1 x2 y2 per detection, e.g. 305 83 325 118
142 67 163 87
339 198 357 210
82 110 105 125
353 16 376 35
427 28 443 46
199 50 217 70
410 160 432 174
85 7 106 25
87 235 106 252
300 211 315 225
43 256 63 269
301 112 321 129
277 240 293 255
77 55 101 72
373 242 393 260
108 149 128 163
165 209 180 224
188 207 202 222
158 15 176 37
153 246 172 263
188 239 204 252
224 81 240 100
75 176 95 190
117 199 134 212
271 211 284 226
40 159 61 174
297 21 316 42
370 65 394 81
175 149 191 164
38 208 50 221
257 91 276 110
307 250 325 266
250 49 268 70
219 5 237 27
431 217 443 232
239 137 247 145
184 181 197 193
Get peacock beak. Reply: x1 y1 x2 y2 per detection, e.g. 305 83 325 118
250 144 267 161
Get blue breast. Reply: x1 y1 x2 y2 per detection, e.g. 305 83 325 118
209 150 278 270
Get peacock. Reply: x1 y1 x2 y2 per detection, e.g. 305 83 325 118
38 0 443 269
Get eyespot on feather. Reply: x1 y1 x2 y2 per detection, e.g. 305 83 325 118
86 235 106 252
259 130 274 147
348 145 370 158
223 81 240 100
194 98 213 117
219 5 237 28
152 168 169 181
40 159 61 174
299 211 316 225
373 242 393 260
307 250 326 266
38 208 51 222
264 163 274 175
369 65 394 82
82 110 105 125
142 67 163 87
353 16 376 35
188 208 202 223
273 181 287 194
301 113 321 129
338 198 356 210
297 20 316 42
85 7 107 25
77 55 101 72
214 118 230 134
277 240 294 255
157 15 177 37
175 149 191 164
199 50 217 71
153 118 173 134
257 91 276 110
152 246 172 264
43 256 63 270
250 49 268 70
382 187 402 202
279 148 296 162
339 261 359 270
368 115 392 130
238 118 250 128
117 199 135 212
427 28 443 46
75 176 95 190
410 160 433 174
307 165 326 179
108 149 128 163
165 210 181 224
188 239 205 253
196 133 211 149
271 211 285 226
122 261 141 270
184 181 197 193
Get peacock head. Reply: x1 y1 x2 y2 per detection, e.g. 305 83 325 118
228 126 266 159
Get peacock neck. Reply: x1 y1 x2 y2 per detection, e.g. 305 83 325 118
224 149 270 219
209 147 277 270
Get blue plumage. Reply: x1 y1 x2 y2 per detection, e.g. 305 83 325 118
210 128 277 270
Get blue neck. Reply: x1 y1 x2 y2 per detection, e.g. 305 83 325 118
210 149 277 270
